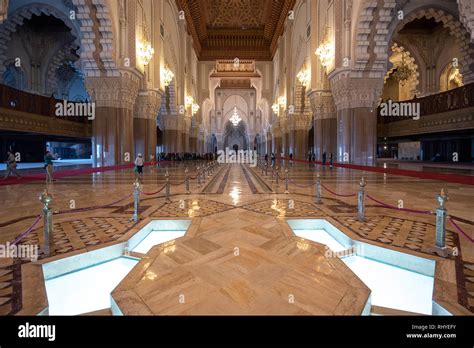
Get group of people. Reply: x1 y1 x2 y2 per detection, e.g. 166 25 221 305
3 149 335 182
2 150 57 182
261 152 334 168
312 152 334 168
133 152 218 179
157 153 217 161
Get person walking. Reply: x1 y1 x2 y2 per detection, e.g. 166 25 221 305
44 151 55 183
135 153 144 179
329 153 334 169
2 150 21 180
289 153 293 165
322 152 327 166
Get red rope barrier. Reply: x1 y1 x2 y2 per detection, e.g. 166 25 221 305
366 194 434 215
170 180 186 186
449 217 474 243
321 183 357 197
141 185 166 196
10 214 42 245
55 194 133 215
288 178 317 188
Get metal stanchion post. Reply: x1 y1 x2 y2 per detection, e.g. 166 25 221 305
275 167 279 187
132 179 141 221
284 168 289 194
39 189 53 256
431 189 454 257
197 166 201 188
185 167 190 194
165 170 171 203
315 173 322 204
357 177 366 222
265 163 268 176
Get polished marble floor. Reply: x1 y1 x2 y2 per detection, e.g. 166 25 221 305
0 161 473 315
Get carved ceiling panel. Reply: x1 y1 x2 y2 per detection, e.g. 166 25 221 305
207 0 265 28
176 0 296 60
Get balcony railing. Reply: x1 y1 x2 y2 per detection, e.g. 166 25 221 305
377 83 474 123
0 84 91 124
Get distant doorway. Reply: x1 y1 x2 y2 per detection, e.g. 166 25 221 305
233 144 238 152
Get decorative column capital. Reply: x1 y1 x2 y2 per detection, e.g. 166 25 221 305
308 90 336 120
270 126 282 137
329 72 383 110
160 114 179 130
134 89 162 119
287 114 313 131
86 70 141 111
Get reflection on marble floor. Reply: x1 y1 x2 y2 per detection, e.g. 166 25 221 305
0 162 473 315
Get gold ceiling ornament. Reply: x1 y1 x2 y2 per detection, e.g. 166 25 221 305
161 66 174 87
315 26 334 69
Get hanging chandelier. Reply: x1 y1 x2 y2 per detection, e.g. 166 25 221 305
137 40 154 66
185 95 194 107
315 26 333 69
229 105 242 126
297 69 311 86
192 103 200 115
278 96 286 108
392 51 414 86
272 103 279 114
162 67 174 86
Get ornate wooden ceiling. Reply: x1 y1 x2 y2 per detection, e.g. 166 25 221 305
175 0 296 61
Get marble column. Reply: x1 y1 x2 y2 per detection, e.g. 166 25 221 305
282 128 290 157
329 74 383 165
309 90 337 161
294 129 308 159
273 127 282 157
182 117 191 153
86 71 140 167
134 90 161 162
288 114 312 160
160 115 178 153
336 107 377 165
266 134 272 155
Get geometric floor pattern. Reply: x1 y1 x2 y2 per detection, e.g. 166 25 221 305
150 199 235 218
113 209 371 315
332 215 457 253
241 199 324 217
20 217 137 255
0 162 473 315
